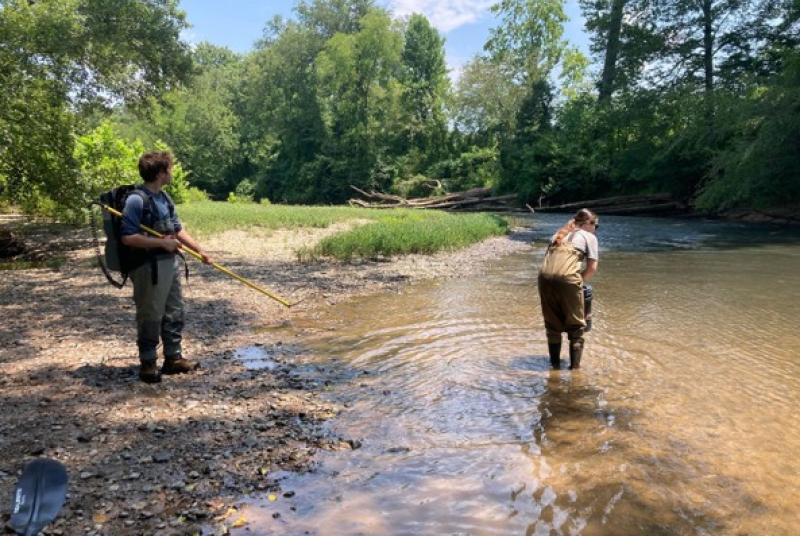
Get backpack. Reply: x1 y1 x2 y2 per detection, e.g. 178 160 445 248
91 185 177 289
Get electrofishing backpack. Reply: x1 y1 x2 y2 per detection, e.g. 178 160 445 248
90 185 178 289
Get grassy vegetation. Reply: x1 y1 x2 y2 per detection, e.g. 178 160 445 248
178 202 509 260
305 211 508 260
179 202 388 235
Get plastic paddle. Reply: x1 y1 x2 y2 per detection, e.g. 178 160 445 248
9 459 68 536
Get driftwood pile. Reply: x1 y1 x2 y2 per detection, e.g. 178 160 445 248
348 186 687 216
348 186 521 212
536 193 687 216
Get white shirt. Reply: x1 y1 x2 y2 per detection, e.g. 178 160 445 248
567 229 599 261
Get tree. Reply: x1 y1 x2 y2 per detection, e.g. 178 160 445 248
597 0 625 102
0 0 191 217
653 0 749 93
295 0 375 38
697 49 800 210
142 44 243 197
485 0 568 83
498 80 556 199
579 0 661 100
239 21 328 202
452 56 525 136
314 9 404 200
399 13 449 162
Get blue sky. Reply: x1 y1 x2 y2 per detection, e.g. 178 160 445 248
179 0 592 80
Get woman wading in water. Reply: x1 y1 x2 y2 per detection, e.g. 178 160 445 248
538 209 599 370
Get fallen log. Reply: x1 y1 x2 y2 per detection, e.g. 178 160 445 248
408 189 491 207
350 186 408 205
594 201 687 216
451 206 530 213
348 185 506 211
537 193 674 212
348 198 378 208
422 194 518 210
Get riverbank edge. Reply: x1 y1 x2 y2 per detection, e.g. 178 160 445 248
0 220 533 536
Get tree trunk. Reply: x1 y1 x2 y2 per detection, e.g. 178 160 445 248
598 0 626 103
702 0 714 94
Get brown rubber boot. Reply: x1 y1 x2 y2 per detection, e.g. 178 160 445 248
139 361 162 384
161 356 200 375
548 343 562 369
569 339 583 370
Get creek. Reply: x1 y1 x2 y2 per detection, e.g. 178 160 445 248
235 214 800 535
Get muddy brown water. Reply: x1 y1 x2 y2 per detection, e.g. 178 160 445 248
231 214 800 536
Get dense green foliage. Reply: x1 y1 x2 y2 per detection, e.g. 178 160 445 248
0 0 192 220
2 0 797 218
74 122 195 210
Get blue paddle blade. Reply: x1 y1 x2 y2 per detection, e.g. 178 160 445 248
9 459 68 536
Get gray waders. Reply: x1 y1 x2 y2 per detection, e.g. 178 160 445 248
124 193 193 383
130 255 184 365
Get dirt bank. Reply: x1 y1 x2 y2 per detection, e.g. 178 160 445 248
0 217 532 535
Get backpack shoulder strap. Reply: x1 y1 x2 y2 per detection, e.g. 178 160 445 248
131 186 159 226
161 189 175 207
131 185 153 201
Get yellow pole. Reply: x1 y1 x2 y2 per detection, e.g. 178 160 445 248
100 204 294 308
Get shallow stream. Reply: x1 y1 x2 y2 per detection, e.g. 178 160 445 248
236 214 800 535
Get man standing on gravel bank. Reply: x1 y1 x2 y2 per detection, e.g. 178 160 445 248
120 151 211 383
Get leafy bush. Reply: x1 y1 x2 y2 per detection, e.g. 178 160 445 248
427 146 500 192
182 187 210 203
226 193 251 203
75 121 144 194
392 175 446 198
72 123 191 218
228 179 256 203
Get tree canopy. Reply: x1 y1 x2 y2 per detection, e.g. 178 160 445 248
2 0 798 218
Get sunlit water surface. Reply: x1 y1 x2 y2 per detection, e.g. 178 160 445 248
234 214 800 536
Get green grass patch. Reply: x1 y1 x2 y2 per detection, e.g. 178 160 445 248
177 202 509 260
306 211 508 261
178 201 390 236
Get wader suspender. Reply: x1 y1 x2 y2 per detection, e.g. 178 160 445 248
140 190 189 286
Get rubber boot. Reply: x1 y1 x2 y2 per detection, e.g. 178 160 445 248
569 339 583 370
548 343 562 369
139 361 162 384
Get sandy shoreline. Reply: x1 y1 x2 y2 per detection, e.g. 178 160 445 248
0 219 532 535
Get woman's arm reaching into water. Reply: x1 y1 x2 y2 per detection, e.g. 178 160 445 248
582 259 598 282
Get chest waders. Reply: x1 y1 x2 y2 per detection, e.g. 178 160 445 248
538 240 586 370
129 205 186 378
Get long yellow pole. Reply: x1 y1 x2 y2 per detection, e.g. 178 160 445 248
100 204 294 308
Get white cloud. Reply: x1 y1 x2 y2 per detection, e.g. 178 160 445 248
389 0 494 33
180 28 199 47
446 53 468 83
